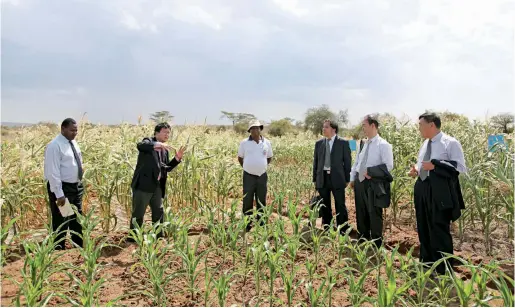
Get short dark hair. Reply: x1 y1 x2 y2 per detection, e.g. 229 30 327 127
154 122 171 134
324 119 339 134
61 118 77 128
364 114 380 128
419 112 442 129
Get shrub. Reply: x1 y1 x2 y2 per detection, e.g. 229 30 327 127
269 119 295 137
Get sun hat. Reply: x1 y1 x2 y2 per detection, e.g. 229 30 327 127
247 120 264 132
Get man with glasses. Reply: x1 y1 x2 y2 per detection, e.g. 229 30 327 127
129 122 186 240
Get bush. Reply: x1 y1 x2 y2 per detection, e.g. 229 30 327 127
269 119 295 137
304 105 348 135
233 122 249 135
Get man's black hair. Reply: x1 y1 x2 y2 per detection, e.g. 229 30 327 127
324 119 339 134
419 112 442 129
154 122 171 134
61 118 77 128
364 114 380 128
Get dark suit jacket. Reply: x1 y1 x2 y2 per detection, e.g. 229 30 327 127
313 136 352 189
131 137 181 198
367 164 393 208
429 159 465 222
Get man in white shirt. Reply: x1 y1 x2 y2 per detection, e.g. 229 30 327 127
408 112 467 275
237 120 273 231
44 118 84 250
350 115 394 247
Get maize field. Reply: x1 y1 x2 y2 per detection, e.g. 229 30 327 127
1 116 514 306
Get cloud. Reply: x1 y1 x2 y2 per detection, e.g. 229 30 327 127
1 0 513 125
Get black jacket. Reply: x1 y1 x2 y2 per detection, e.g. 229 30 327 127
366 164 393 208
131 137 181 198
429 159 465 222
313 136 352 189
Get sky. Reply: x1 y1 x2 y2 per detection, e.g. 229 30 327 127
1 0 514 126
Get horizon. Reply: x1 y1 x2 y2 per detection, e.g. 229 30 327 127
1 109 510 128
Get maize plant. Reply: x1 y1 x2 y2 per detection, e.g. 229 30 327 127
279 263 302 307
129 222 182 306
1 118 514 307
202 257 216 306
1 216 19 265
212 270 234 307
250 240 267 306
63 208 120 306
264 240 285 306
375 248 411 307
15 226 64 307
175 236 210 301
343 266 373 306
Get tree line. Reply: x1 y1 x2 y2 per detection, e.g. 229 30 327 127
146 108 514 137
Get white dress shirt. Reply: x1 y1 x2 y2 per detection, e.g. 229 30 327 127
416 131 467 174
350 135 394 182
44 134 83 198
323 135 336 171
238 136 273 176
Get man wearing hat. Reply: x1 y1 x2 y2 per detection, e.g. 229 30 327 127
237 120 273 231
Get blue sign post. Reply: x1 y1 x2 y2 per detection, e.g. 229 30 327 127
488 134 505 152
348 139 357 151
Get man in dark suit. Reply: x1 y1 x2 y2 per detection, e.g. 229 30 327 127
313 119 352 233
129 122 186 240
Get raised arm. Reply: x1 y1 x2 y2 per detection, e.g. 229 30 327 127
137 137 156 153
165 156 181 171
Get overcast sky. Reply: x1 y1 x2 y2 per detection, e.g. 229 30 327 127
1 0 514 125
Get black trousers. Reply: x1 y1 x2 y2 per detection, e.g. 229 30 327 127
414 179 454 274
354 176 383 247
317 172 349 232
47 181 83 249
130 186 164 237
243 171 267 229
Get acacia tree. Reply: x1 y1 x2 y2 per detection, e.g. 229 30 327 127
220 111 256 126
149 111 174 124
220 111 257 134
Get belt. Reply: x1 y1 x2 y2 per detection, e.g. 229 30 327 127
244 171 265 177
47 180 82 185
62 181 83 186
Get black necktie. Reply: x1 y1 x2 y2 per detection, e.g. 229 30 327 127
69 140 83 181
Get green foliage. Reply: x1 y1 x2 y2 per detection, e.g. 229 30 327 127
149 110 174 124
490 112 514 133
1 111 513 307
269 118 295 137
304 104 348 135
